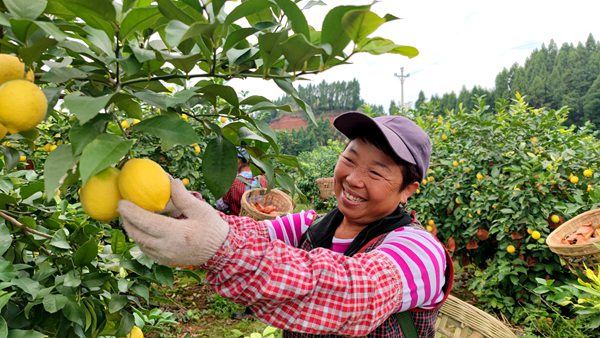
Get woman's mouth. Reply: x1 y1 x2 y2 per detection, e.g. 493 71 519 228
342 188 366 203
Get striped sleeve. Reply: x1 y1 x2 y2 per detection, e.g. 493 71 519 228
373 227 447 311
263 210 317 247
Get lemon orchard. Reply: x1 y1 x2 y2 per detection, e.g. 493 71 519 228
80 159 170 221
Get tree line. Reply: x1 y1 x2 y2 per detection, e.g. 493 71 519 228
416 34 600 127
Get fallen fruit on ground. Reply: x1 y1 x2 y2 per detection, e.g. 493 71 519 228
80 167 122 222
0 80 47 133
118 158 171 212
0 54 26 85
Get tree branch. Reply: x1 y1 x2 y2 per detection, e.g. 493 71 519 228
0 210 53 239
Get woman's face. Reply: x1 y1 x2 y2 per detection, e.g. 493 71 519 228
334 138 416 227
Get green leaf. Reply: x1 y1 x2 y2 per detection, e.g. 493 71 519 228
357 37 419 58
0 224 12 256
57 0 116 37
43 294 68 313
73 238 98 267
223 27 257 52
273 0 309 38
108 295 127 314
0 316 6 338
63 93 113 124
83 26 115 58
34 21 67 41
50 229 71 250
131 284 149 302
0 147 19 171
63 299 85 327
114 310 135 337
12 278 42 299
153 265 174 286
224 0 271 26
157 0 196 25
79 133 133 184
0 291 15 311
69 114 110 156
342 10 385 43
43 144 77 200
134 115 200 145
202 137 238 198
112 93 143 119
7 329 46 338
281 34 322 71
198 84 239 107
63 270 81 288
4 0 47 20
120 6 161 41
111 230 127 255
258 32 286 72
321 5 370 59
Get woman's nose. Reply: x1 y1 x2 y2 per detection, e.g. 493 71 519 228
345 168 365 187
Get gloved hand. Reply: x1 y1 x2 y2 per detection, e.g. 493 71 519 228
118 178 229 267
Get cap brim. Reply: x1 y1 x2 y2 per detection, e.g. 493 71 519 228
333 112 417 165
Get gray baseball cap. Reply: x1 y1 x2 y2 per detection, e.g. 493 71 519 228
333 111 432 182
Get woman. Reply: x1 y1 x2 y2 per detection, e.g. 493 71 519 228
119 111 453 337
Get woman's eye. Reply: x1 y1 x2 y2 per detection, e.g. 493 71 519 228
370 170 383 178
342 156 353 163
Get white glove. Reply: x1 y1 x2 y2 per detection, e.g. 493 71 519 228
118 178 229 267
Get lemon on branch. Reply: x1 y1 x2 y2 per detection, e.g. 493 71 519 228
80 167 122 222
0 54 26 85
126 326 144 338
0 80 47 133
118 158 171 212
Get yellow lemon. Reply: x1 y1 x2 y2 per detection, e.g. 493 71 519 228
219 116 227 123
428 219 435 226
25 69 35 82
126 325 144 338
132 118 141 125
0 80 47 133
415 188 420 194
506 245 516 254
550 214 560 223
527 228 533 234
569 175 579 184
0 123 7 139
583 169 593 178
182 178 190 186
80 167 121 222
0 54 26 85
180 114 189 121
426 225 433 232
476 173 483 180
121 120 130 129
193 144 201 155
19 155 26 162
588 184 593 192
452 161 459 167
531 230 541 240
441 134 448 141
118 158 171 212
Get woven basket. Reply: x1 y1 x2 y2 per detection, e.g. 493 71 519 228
315 177 335 200
546 208 600 278
435 295 517 338
239 188 294 221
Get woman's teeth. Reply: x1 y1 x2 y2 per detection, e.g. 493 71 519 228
344 189 365 202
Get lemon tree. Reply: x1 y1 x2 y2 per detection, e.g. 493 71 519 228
0 0 417 336
410 94 600 318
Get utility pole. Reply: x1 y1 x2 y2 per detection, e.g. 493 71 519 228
394 67 410 108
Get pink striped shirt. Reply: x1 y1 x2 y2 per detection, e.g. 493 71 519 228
265 211 446 310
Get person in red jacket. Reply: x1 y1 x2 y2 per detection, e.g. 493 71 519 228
215 148 268 215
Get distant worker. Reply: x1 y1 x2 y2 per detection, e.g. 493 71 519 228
215 148 268 215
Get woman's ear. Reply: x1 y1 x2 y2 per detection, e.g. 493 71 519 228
399 181 420 204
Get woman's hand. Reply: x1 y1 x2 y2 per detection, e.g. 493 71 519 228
118 178 229 267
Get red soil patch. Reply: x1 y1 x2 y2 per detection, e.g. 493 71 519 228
269 114 338 131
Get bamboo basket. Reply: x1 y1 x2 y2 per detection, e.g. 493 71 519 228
435 295 517 338
315 177 335 200
239 188 293 221
546 208 600 278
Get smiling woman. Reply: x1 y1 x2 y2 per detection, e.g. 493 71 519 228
119 111 454 338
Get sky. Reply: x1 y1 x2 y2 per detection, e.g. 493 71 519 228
228 0 600 110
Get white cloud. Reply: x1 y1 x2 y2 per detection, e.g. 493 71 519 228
228 0 600 109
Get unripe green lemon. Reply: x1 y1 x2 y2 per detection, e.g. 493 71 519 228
80 167 121 222
118 158 170 212
0 80 47 133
